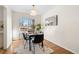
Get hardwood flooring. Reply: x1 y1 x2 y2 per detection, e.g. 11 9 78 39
44 40 73 54
0 39 73 54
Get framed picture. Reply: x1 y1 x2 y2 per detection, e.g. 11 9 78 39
45 15 58 26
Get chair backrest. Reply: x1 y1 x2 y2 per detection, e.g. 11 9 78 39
22 33 29 40
33 34 44 43
22 33 27 40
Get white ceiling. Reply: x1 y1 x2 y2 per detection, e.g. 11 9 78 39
7 5 56 15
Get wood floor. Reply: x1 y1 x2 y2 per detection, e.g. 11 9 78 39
44 40 73 54
0 39 73 54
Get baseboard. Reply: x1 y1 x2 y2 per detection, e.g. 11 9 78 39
46 39 77 54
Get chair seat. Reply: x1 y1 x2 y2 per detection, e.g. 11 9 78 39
32 34 44 53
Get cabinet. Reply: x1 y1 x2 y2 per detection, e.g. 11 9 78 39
0 31 3 48
0 21 3 48
0 6 4 49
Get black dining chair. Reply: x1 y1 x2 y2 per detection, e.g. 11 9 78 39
22 33 29 49
32 34 44 53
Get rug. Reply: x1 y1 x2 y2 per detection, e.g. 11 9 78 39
14 42 54 54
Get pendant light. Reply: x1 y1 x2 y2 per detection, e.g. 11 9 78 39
30 5 37 16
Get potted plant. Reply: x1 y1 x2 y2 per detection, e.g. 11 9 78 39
36 24 41 31
35 24 44 33
31 23 44 33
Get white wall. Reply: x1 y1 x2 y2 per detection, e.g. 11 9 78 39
3 6 12 49
43 6 79 53
12 11 41 40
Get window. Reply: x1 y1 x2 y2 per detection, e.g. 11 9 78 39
19 16 33 27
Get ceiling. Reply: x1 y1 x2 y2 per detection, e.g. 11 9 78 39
7 5 56 15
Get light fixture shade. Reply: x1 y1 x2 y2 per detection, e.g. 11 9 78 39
30 9 37 16
30 5 37 16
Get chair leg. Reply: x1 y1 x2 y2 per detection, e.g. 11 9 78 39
24 40 25 49
24 40 27 49
39 43 41 48
41 42 45 52
33 43 35 54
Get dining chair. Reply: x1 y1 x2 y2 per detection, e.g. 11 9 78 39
32 34 44 54
22 33 29 49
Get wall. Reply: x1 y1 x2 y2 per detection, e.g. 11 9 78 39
43 6 79 53
12 11 41 40
3 6 12 49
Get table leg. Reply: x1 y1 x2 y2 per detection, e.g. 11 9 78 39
29 39 31 51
